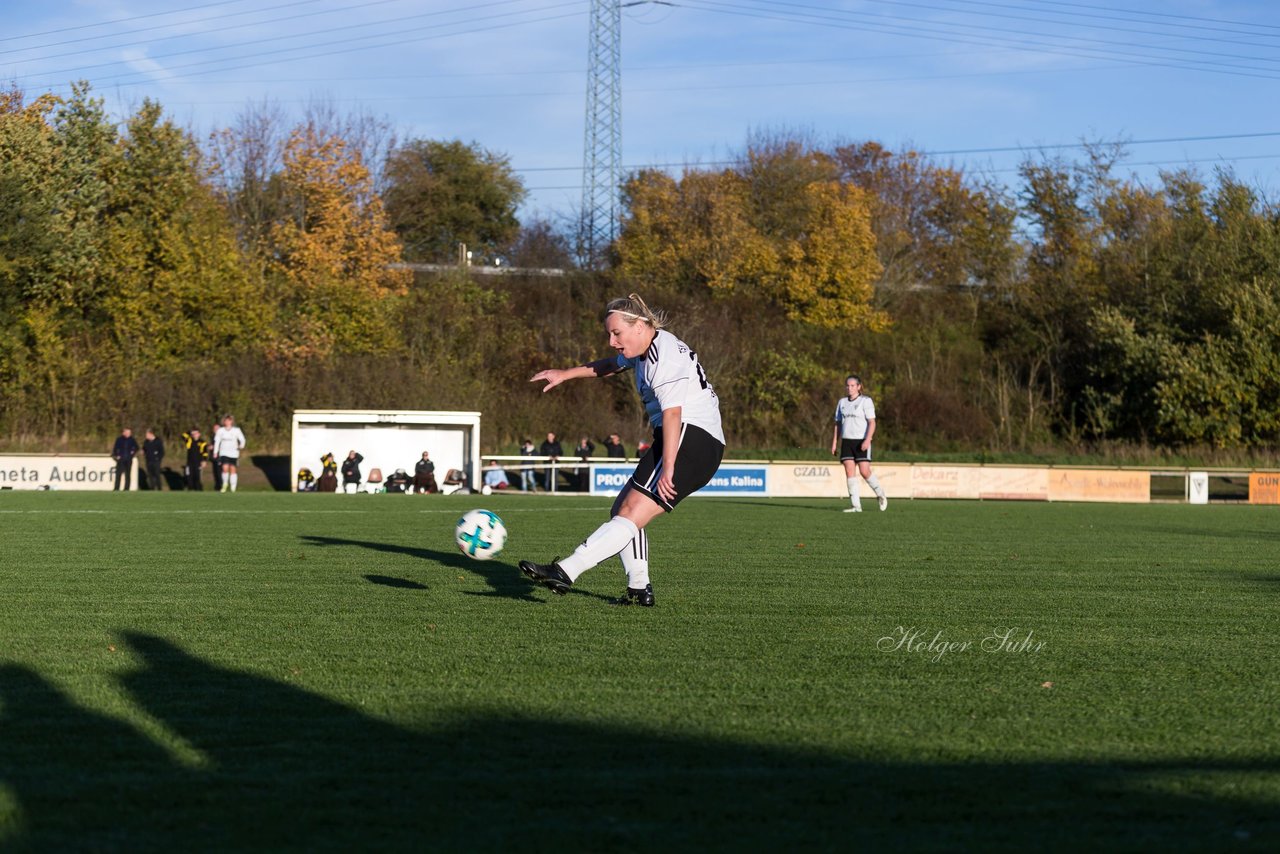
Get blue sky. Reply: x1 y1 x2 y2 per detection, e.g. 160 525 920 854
5 0 1280 220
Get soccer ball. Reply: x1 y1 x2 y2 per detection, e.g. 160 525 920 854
455 509 507 561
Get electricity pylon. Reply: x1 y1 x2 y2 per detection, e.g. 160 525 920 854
580 0 622 266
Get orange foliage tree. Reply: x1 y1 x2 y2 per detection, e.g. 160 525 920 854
268 126 410 362
616 144 886 330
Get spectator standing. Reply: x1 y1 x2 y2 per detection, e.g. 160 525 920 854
212 414 247 493
413 451 438 494
538 431 564 491
603 433 626 458
210 423 223 492
182 428 209 491
341 450 364 493
143 429 165 490
111 428 139 491
519 439 537 491
574 435 595 492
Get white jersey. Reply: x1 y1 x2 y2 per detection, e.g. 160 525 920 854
835 395 876 440
615 329 724 445
212 426 246 459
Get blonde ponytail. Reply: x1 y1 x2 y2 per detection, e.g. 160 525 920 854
603 293 668 330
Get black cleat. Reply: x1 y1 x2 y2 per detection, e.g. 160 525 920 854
610 583 655 607
519 560 572 595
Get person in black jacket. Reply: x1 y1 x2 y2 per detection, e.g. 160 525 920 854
182 428 209 491
385 468 413 493
573 435 595 492
413 451 437 494
603 433 626 459
143 428 165 490
538 431 563 491
341 450 364 493
111 428 139 491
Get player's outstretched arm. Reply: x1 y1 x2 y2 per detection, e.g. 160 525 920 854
531 357 621 392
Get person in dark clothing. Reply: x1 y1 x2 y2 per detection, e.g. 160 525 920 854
318 453 339 493
538 431 564 491
413 451 438 494
603 433 626 458
209 423 223 492
385 468 413 493
519 439 537 491
112 428 140 491
341 450 363 493
182 428 209 491
143 429 165 490
574 435 595 492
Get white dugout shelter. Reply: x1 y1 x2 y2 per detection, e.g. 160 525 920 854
290 410 481 492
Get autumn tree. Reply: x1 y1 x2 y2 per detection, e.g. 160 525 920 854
383 139 525 264
103 99 263 367
206 100 290 270
268 125 410 362
833 142 1016 293
616 139 885 329
0 87 58 312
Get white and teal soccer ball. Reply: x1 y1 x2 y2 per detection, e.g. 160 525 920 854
455 509 507 560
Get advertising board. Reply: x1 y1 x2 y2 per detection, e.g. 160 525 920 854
0 455 132 491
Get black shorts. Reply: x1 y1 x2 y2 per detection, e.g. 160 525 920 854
630 423 725 512
218 456 240 467
839 438 872 463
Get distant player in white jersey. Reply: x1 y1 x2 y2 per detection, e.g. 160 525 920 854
831 375 887 512
519 293 726 607
212 414 247 493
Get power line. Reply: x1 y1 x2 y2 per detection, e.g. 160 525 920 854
18 45 1036 87
863 0 1280 44
17 0 567 83
0 0 280 42
20 3 589 88
513 131 1280 173
1017 0 1280 33
684 0 1280 70
0 0 407 61
677 0 1280 80
524 150 1280 190
141 58 1133 106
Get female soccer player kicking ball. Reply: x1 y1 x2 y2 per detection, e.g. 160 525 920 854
519 294 725 606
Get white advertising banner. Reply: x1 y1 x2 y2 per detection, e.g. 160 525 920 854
1189 471 1209 505
0 455 134 491
766 462 911 498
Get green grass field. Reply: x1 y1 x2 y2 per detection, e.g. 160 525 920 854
1 491 1277 851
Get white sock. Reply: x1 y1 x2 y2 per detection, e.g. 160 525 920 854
847 476 860 507
230 473 238 492
866 473 884 497
559 516 639 581
619 528 649 589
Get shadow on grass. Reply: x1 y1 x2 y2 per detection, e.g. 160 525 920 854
363 574 427 590
300 535 617 604
1138 527 1280 542
0 633 1276 850
299 534 541 603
